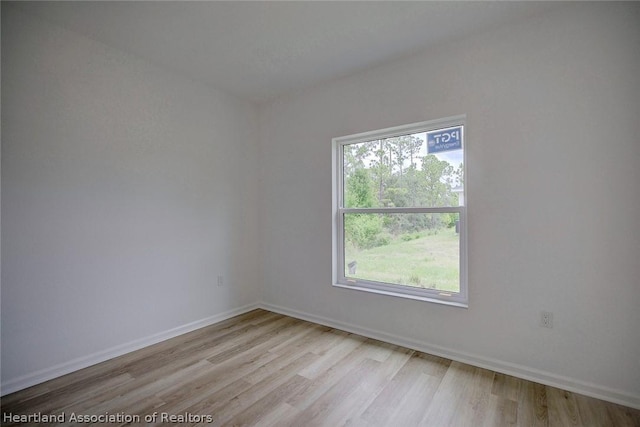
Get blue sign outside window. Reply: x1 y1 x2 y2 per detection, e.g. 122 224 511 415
427 126 463 154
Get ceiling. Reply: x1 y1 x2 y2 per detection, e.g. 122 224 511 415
10 1 562 104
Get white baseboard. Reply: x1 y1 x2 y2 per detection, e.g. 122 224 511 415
258 302 640 410
0 303 260 396
3 301 638 410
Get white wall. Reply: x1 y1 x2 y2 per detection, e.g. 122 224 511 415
1 6 260 389
259 3 640 405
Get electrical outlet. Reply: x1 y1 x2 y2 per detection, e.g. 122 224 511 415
217 275 224 287
540 311 553 328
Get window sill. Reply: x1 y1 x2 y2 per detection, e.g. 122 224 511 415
333 282 468 309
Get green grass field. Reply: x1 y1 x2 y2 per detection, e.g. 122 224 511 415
345 227 460 292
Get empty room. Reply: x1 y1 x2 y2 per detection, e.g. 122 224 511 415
1 1 639 425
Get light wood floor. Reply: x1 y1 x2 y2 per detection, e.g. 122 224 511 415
1 309 638 426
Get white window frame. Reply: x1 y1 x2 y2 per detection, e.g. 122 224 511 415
332 115 468 308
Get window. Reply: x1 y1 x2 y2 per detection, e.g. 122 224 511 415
332 116 467 307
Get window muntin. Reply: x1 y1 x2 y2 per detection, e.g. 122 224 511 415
334 116 467 307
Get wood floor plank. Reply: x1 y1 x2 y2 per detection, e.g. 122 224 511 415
573 393 614 427
418 361 480 425
286 358 381 427
253 402 301 427
0 373 134 417
388 372 444 426
547 386 582 426
356 338 396 363
491 372 522 402
296 332 367 380
421 362 496 426
310 344 413 426
155 350 278 403
2 309 638 427
208 352 320 426
204 316 303 365
518 380 550 426
481 395 519 427
286 337 388 411
360 351 433 424
266 322 330 355
606 401 640 427
167 376 253 422
414 351 453 377
221 374 309 426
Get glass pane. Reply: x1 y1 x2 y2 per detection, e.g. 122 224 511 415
343 130 463 208
344 212 460 293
